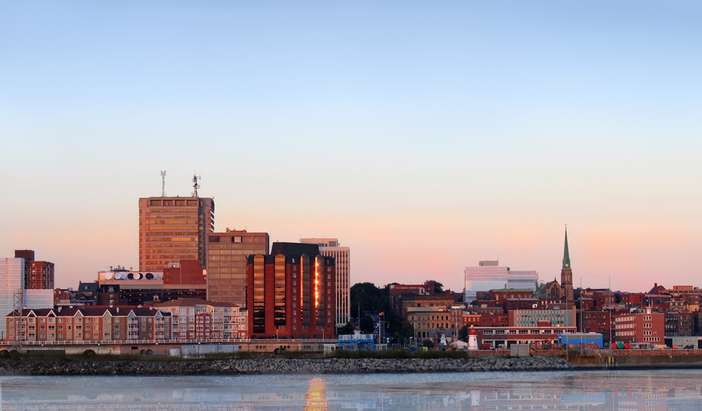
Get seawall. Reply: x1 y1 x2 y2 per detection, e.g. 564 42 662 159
0 356 570 376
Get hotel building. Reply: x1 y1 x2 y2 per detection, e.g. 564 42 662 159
300 238 350 327
138 196 215 272
247 243 336 339
207 229 269 307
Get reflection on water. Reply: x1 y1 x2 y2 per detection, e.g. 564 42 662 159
304 378 328 411
1 369 702 410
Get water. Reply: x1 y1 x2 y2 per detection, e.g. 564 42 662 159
1 369 702 410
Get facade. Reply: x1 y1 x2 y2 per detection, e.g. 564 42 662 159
0 258 24 339
406 306 463 341
246 242 336 339
14 250 54 289
614 309 665 344
475 325 577 348
97 267 206 305
26 261 54 289
138 196 215 272
155 298 248 341
207 229 269 307
665 311 695 337
400 294 457 318
508 308 576 327
580 310 615 344
464 260 538 303
5 306 173 344
300 238 350 328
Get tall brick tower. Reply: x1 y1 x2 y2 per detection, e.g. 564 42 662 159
560 226 574 305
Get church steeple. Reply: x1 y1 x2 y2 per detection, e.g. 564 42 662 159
563 226 571 269
560 225 574 305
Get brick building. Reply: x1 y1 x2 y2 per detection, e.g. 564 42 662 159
5 306 172 343
614 309 665 345
508 308 576 327
246 243 336 339
207 229 269 307
665 311 695 337
139 195 215 272
154 298 247 340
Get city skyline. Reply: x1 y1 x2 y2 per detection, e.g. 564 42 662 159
2 2 701 291
1 175 699 292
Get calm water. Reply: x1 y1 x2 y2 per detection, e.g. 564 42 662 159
2 369 702 410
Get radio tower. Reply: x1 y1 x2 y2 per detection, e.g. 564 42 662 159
160 170 167 197
192 173 201 197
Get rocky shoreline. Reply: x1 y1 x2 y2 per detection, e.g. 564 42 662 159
0 356 571 376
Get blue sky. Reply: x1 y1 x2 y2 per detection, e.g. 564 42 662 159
1 1 701 290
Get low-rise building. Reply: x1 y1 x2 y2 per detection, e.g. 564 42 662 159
5 306 172 343
614 309 665 345
406 306 463 341
475 325 576 349
508 308 576 327
154 298 247 341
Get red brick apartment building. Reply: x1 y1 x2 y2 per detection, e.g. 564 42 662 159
5 306 172 343
247 243 336 339
614 309 665 345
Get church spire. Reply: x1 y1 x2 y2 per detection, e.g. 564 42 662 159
563 225 571 269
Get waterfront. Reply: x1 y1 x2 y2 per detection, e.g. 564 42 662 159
2 369 702 410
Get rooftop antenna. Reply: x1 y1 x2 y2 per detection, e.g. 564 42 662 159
192 173 201 197
160 170 167 197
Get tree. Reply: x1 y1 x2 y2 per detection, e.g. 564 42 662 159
425 280 444 294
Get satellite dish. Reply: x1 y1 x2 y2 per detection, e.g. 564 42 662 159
135 273 143 280
127 273 134 280
104 272 114 280
145 273 154 280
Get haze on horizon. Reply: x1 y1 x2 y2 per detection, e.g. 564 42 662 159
1 1 700 292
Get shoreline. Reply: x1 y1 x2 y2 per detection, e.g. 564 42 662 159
0 356 570 376
4 355 702 376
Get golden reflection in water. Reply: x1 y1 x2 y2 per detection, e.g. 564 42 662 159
304 377 328 411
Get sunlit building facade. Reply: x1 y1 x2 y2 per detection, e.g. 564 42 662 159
247 243 336 339
139 196 215 272
300 238 350 327
207 229 269 307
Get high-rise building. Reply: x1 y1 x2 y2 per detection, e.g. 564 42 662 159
139 196 215 272
247 242 336 339
0 258 25 339
26 261 54 289
207 229 269 307
560 227 574 305
14 250 54 289
464 260 538 303
300 238 350 327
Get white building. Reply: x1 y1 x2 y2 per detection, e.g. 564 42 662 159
464 260 538 303
23 289 54 310
0 258 25 339
300 238 350 327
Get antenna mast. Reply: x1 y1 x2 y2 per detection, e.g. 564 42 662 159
160 170 167 197
192 173 201 197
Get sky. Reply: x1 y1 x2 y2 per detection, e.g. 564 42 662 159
1 1 701 291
